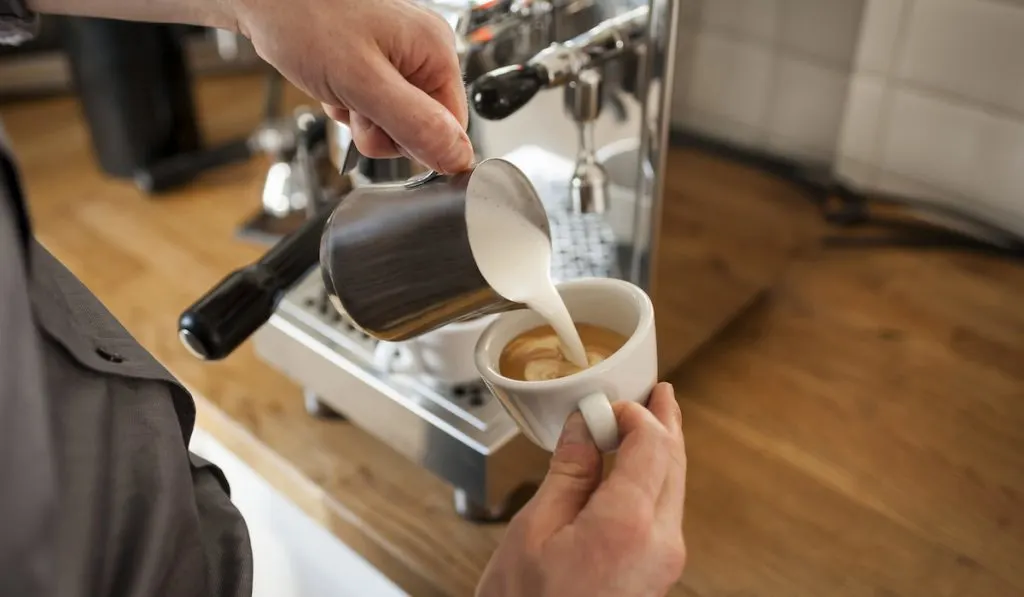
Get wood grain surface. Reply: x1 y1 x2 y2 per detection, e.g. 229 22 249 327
3 73 1023 597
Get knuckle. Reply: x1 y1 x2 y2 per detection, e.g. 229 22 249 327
420 10 455 44
663 536 688 585
619 400 647 419
667 398 683 429
647 425 676 454
654 426 674 446
401 112 448 159
604 501 655 547
419 109 452 147
548 446 600 481
430 14 457 42
548 459 593 483
631 500 656 536
665 536 688 575
507 509 545 549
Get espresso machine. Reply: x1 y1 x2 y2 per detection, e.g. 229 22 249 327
182 0 805 521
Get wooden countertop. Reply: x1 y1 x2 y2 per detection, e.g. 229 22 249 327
4 73 1024 597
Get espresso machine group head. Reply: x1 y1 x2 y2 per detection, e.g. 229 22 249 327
184 0 800 522
471 5 652 216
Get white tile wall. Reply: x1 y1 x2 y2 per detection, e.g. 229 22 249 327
853 0 907 74
685 31 775 129
896 0 1024 115
835 0 1024 236
671 0 865 163
836 73 886 163
834 155 878 186
699 0 779 41
765 57 851 160
678 106 762 148
778 0 866 68
671 0 1024 235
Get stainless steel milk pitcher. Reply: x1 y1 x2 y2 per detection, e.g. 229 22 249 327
177 142 551 360
320 158 551 342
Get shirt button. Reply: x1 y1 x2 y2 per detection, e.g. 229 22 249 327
95 347 125 363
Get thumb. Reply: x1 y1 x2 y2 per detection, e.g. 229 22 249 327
526 413 603 535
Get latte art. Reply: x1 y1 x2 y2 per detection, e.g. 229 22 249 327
499 323 629 382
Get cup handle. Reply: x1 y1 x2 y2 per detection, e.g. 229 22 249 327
577 393 619 452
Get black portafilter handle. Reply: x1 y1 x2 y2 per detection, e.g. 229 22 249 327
470 63 548 121
178 205 334 360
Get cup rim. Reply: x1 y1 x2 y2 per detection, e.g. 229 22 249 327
474 277 653 390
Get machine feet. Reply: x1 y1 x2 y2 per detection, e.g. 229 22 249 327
303 389 346 420
453 484 538 524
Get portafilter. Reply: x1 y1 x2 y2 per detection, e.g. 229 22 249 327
178 136 551 360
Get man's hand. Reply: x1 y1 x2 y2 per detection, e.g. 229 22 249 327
30 0 475 174
477 383 688 597
233 0 473 173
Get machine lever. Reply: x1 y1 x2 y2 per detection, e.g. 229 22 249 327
471 64 547 121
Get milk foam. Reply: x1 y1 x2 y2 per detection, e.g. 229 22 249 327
465 161 588 367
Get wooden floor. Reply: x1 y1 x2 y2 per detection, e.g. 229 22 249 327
3 73 1024 597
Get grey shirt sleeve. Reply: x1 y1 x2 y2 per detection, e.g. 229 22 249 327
0 133 56 597
1 121 253 596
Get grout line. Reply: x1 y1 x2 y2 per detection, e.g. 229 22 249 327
698 23 854 75
829 0 872 168
834 155 881 186
679 103 765 144
869 0 916 170
754 0 787 147
891 78 1024 125
971 0 1024 12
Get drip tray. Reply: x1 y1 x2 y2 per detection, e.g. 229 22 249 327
273 276 507 431
252 274 549 516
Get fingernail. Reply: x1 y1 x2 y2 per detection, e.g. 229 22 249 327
558 412 592 448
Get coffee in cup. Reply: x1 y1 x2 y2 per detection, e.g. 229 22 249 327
475 277 658 453
499 323 629 381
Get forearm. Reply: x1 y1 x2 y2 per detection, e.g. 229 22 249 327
26 0 238 32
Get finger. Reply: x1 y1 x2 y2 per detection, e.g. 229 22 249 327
656 434 687 530
586 399 671 513
345 55 473 174
649 384 687 527
404 4 470 130
322 103 350 125
647 382 681 437
524 412 603 537
425 47 469 131
350 112 401 159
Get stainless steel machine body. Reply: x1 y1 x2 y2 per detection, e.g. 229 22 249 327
248 0 804 520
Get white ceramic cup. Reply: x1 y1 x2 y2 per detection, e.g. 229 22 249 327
474 278 657 452
374 314 497 386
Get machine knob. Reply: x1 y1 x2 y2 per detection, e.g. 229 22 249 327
470 64 547 120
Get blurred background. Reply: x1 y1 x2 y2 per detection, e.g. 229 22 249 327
1 2 1022 596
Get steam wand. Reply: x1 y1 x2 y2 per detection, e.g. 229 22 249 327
470 5 648 120
566 69 609 214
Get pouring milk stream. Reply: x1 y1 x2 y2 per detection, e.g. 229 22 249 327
465 169 589 369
